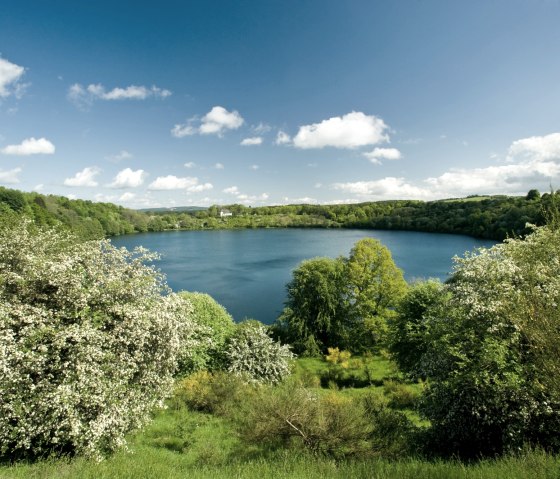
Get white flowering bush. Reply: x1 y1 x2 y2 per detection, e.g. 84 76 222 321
0 219 193 460
420 223 560 457
224 321 294 384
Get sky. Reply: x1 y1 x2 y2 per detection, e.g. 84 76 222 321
1 0 560 209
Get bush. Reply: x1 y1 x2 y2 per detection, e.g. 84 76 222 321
0 220 192 460
176 291 235 375
238 383 372 458
172 371 250 417
420 224 560 457
224 321 294 384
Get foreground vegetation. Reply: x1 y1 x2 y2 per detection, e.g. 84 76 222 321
0 185 553 240
2 192 560 476
2 357 559 478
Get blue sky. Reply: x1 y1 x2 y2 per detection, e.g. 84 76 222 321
1 0 560 208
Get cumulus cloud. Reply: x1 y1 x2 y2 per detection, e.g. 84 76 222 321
363 147 402 165
184 161 196 168
332 132 560 201
64 167 101 187
292 111 390 149
148 175 213 192
0 57 27 98
0 167 22 184
333 177 432 200
1 137 55 155
68 83 171 108
214 162 224 169
275 131 291 145
507 132 560 162
250 164 259 170
172 106 244 138
240 136 263 146
108 168 146 188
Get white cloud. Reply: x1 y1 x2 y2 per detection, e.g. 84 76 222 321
250 164 259 170
1 137 55 155
223 186 240 194
0 167 22 184
187 182 213 193
108 168 146 188
507 132 560 162
333 177 432 200
293 111 389 149
222 186 268 204
148 175 212 192
119 192 136 201
68 83 171 108
275 130 291 145
33 184 44 192
64 167 101 187
171 123 196 138
240 137 263 146
106 150 132 162
0 57 26 98
172 106 244 138
236 193 269 204
184 161 196 168
282 196 317 204
363 147 402 164
332 132 560 201
215 162 224 170
252 122 272 134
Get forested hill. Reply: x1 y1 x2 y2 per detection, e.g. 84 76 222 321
0 186 553 241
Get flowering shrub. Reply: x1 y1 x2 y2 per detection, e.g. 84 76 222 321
0 219 193 459
420 223 560 457
224 321 294 384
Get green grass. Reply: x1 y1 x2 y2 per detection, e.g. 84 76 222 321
2 356 559 478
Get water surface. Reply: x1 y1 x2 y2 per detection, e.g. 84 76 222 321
111 229 496 323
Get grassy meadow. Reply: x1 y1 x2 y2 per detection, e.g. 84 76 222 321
2 356 559 479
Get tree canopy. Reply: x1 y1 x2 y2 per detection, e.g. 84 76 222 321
273 238 407 355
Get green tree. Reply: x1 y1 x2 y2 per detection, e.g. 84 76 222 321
388 279 448 379
273 257 347 355
344 238 408 351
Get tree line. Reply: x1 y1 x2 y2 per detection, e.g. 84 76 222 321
0 186 554 240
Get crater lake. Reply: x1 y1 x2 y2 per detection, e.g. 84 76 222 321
110 229 497 324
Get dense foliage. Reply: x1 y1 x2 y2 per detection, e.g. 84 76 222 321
0 218 193 460
394 223 560 457
274 238 406 355
1 186 555 241
223 321 294 384
176 291 236 375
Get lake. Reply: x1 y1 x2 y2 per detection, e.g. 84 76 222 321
110 229 497 324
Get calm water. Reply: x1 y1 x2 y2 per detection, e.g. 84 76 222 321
111 229 497 324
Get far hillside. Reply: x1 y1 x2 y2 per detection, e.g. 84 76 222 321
0 186 552 241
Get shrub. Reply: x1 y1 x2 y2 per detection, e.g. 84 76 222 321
238 383 372 458
172 371 250 417
0 220 192 460
420 224 560 457
176 291 235 375
224 321 294 384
